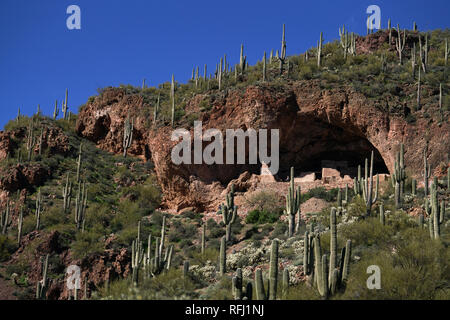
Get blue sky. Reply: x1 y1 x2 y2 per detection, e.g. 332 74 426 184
0 0 448 129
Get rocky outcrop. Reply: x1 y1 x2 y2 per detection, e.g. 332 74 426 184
0 163 50 193
76 57 449 213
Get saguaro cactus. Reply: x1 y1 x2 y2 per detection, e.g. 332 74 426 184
1 201 11 235
254 269 266 300
395 25 406 64
123 115 134 158
36 254 49 300
262 51 267 82
269 239 279 300
379 203 385 225
282 269 290 299
26 119 36 161
62 89 69 120
423 144 431 197
392 144 406 208
201 223 206 255
17 208 23 245
75 182 88 231
362 151 379 216
232 268 252 300
445 38 449 66
429 182 444 239
239 44 246 75
171 74 175 127
219 236 226 276
317 32 323 67
53 100 59 120
63 174 72 213
329 208 337 284
284 167 301 237
219 184 237 242
131 238 144 286
76 143 83 183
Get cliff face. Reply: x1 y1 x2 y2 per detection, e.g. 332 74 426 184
76 80 449 211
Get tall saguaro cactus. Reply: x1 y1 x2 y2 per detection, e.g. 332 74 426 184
284 167 301 237
395 25 406 64
63 89 69 120
269 239 279 300
17 208 23 245
423 144 431 197
36 254 49 300
219 184 237 242
26 119 36 161
1 201 11 235
171 74 175 127
362 151 379 216
75 182 87 231
123 115 134 158
317 32 323 67
429 182 444 239
392 144 406 208
63 174 72 213
76 143 83 183
219 236 226 277
131 238 144 286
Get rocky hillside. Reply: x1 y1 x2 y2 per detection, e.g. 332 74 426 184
0 28 449 300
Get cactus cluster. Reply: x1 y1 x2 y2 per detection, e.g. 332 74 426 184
232 268 253 300
339 25 356 59
303 208 352 299
254 239 279 300
357 151 379 216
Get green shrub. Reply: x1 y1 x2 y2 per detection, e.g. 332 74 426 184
0 235 17 262
245 210 280 225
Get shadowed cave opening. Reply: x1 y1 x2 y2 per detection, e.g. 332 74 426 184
183 118 390 186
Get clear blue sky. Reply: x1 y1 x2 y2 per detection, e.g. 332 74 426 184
1 0 448 129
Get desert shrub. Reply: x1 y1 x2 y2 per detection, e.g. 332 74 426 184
189 248 219 266
202 276 233 300
169 220 197 243
244 190 283 213
245 210 280 225
284 281 321 300
340 217 395 249
341 229 450 300
70 230 104 259
305 187 339 202
0 235 17 262
96 268 199 300
207 218 225 238
270 222 288 240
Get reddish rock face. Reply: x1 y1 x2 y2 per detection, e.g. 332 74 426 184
76 82 449 212
0 163 51 193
